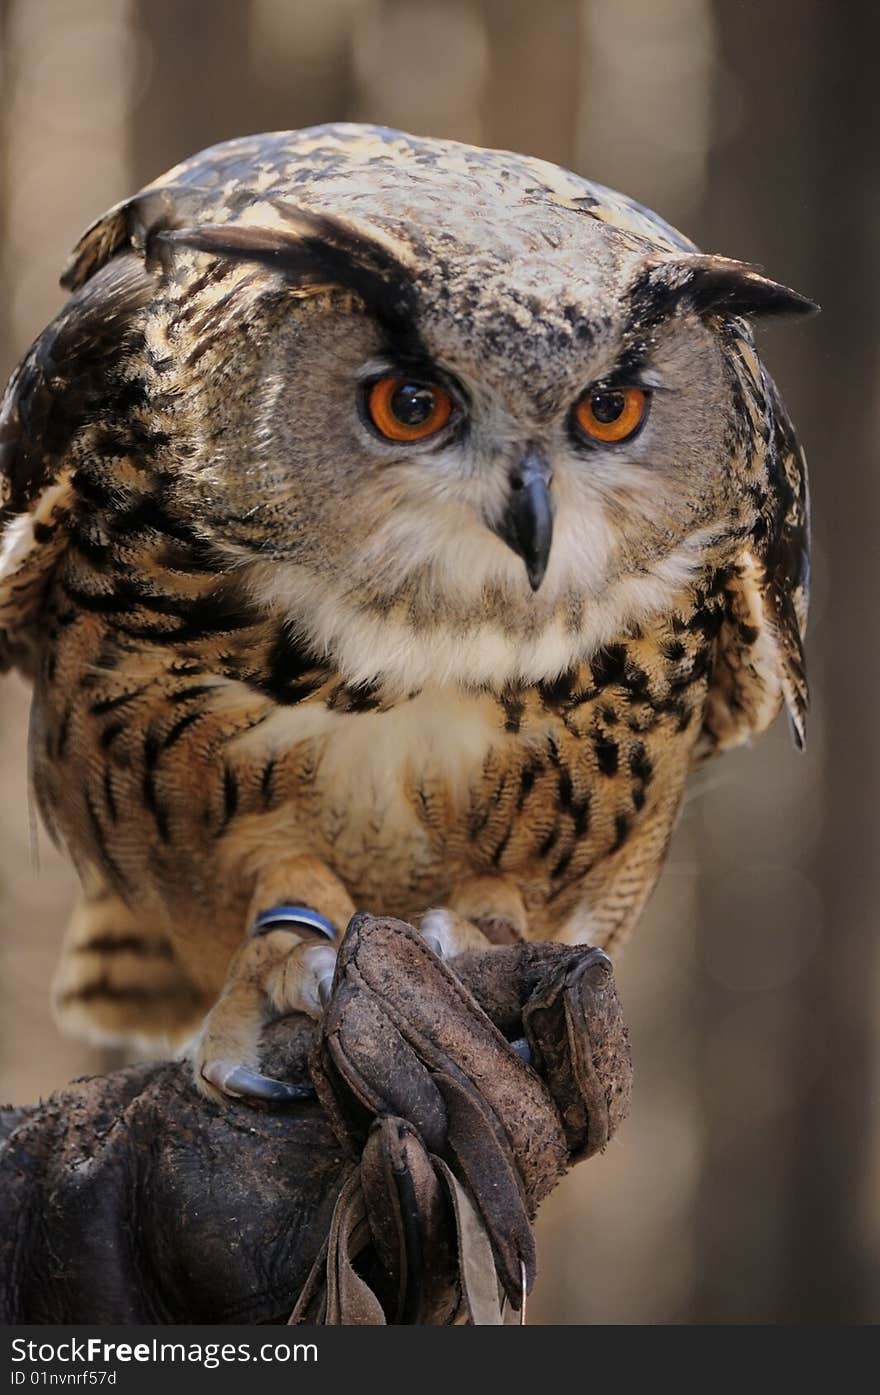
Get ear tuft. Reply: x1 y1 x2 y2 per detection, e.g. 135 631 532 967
152 204 421 349
61 190 181 292
644 254 819 321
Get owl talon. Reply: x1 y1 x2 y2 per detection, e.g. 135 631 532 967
419 907 494 958
194 934 339 1105
200 1059 314 1103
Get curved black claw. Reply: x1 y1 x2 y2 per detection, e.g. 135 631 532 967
251 905 337 941
202 1061 315 1103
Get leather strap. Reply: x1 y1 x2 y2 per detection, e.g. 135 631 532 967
434 1159 503 1325
323 1172 386 1326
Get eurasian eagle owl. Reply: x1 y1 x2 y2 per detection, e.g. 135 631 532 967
0 125 815 1101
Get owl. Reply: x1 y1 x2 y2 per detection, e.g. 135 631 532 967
0 125 814 1103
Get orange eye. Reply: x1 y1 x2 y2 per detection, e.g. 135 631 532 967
574 386 649 444
365 376 454 443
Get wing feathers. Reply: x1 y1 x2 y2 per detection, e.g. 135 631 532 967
0 255 154 671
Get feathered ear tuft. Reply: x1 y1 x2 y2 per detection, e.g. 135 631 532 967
63 190 424 353
60 190 180 291
638 254 819 322
151 203 420 345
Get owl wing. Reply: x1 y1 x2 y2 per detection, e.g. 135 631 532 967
629 254 813 758
701 369 810 755
0 254 155 675
1 133 258 674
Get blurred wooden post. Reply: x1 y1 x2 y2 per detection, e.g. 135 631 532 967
778 0 880 1323
129 0 257 185
479 0 582 166
698 0 880 1322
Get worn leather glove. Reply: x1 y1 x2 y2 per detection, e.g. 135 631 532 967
0 915 631 1325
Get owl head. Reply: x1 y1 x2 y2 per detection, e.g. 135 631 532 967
1 125 814 727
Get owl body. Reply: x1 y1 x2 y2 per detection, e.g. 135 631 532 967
0 125 813 1049
29 577 709 1003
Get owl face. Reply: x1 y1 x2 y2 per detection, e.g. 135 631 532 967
240 244 736 615
163 209 770 689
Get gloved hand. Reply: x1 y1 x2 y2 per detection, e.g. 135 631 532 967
0 915 631 1325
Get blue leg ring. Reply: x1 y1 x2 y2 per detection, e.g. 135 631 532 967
251 905 337 941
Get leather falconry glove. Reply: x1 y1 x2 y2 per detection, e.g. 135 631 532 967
0 914 631 1325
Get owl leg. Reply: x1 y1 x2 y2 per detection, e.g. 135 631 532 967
195 854 355 1104
52 874 208 1049
420 874 528 956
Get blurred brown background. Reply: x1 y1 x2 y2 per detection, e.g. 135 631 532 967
0 0 876 1324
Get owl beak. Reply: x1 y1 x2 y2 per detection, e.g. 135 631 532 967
495 449 555 591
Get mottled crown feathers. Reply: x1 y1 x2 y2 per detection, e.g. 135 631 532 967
61 178 817 343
